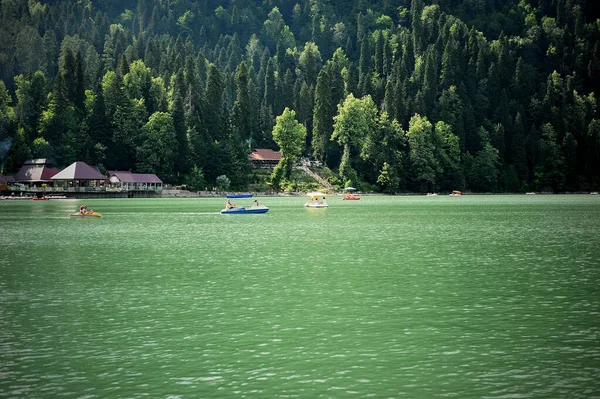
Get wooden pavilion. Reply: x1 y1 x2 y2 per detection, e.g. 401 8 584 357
249 149 282 168
50 161 107 190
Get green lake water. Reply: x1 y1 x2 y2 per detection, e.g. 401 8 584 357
1 195 599 398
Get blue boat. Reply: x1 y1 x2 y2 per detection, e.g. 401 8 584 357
226 193 253 198
220 205 269 214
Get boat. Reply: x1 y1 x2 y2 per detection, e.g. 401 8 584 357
426 193 438 196
70 211 102 217
32 196 49 200
221 197 268 214
304 192 328 208
342 187 360 200
226 193 252 198
220 204 269 214
47 195 70 199
449 190 462 197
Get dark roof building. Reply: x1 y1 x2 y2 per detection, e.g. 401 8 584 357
108 171 162 184
0 175 16 191
107 171 162 190
0 175 16 183
51 162 106 181
249 149 282 167
14 159 60 183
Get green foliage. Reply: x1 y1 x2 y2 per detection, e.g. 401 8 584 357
136 112 177 180
407 114 440 192
465 142 501 192
272 108 306 161
332 93 377 148
271 108 306 189
216 174 231 191
185 164 206 192
0 0 598 193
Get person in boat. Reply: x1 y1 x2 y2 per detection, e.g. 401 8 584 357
80 205 95 214
252 199 259 207
226 199 236 209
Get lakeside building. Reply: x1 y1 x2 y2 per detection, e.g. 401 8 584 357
50 161 108 191
14 159 60 186
249 149 282 168
0 175 16 191
107 171 163 191
2 160 164 198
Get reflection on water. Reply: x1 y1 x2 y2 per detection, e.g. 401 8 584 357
1 195 599 397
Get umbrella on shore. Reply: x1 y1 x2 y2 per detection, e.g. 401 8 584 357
343 187 356 191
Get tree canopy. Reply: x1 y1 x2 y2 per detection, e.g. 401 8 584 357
0 0 598 192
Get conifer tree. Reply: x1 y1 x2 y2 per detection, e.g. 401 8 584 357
312 68 333 163
74 51 86 112
264 58 275 111
232 61 252 143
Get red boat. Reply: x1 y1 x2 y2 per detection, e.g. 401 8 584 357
32 196 49 200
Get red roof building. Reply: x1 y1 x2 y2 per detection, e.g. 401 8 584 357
249 149 282 168
14 159 59 183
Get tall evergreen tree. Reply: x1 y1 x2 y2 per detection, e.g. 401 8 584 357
312 69 333 163
232 61 252 142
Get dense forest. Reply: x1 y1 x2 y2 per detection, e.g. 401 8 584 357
0 0 599 193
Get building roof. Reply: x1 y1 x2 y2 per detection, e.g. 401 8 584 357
51 162 106 180
0 175 16 183
249 149 282 161
23 158 50 165
14 159 60 182
108 171 162 184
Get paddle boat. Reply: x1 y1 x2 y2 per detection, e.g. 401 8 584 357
449 190 462 197
342 187 360 200
70 211 102 217
221 199 268 214
226 193 252 199
304 192 328 208
70 205 101 217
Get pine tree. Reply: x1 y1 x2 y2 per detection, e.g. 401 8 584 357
74 50 86 112
232 61 252 142
170 71 189 178
264 58 275 110
88 84 111 149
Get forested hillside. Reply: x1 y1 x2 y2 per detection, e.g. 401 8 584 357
0 0 599 192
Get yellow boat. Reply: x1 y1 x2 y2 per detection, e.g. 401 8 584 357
69 211 102 217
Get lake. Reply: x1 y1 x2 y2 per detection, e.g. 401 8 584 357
1 195 599 398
